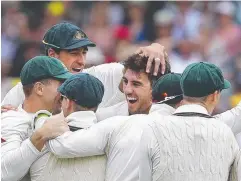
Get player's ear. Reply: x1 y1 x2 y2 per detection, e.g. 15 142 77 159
34 82 44 96
48 48 59 59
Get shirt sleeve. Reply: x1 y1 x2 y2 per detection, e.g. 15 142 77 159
1 112 41 181
46 116 125 158
83 63 125 108
1 138 41 181
1 82 25 107
214 100 241 135
139 124 160 181
236 133 241 148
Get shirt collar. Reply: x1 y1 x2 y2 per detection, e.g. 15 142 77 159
174 104 209 115
66 111 97 129
151 103 175 113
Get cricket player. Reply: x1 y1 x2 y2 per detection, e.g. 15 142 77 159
2 22 167 110
139 62 241 181
1 56 71 181
96 53 171 121
152 73 241 146
30 73 106 181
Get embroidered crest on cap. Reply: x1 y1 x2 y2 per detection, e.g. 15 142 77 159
74 31 86 39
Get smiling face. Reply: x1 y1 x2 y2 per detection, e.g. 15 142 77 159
50 47 88 73
122 69 152 115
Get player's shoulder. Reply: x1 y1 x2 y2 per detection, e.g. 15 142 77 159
1 109 31 128
2 109 28 120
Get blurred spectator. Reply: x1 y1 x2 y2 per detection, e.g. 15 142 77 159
114 25 139 62
169 38 202 73
171 2 201 42
153 8 175 54
207 2 241 68
125 1 148 43
84 1 114 57
9 41 42 77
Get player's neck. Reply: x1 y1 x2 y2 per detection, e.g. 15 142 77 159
23 97 50 114
181 100 213 114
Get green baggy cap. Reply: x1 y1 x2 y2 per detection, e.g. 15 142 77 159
181 62 231 97
58 73 104 108
152 73 183 103
42 22 96 50
20 56 72 85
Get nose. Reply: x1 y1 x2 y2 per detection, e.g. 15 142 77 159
124 82 133 95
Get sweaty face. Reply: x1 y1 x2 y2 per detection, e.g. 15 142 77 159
122 69 152 115
57 47 88 73
42 79 63 114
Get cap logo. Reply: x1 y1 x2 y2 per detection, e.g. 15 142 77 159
74 31 86 40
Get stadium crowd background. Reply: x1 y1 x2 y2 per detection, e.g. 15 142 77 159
1 1 241 113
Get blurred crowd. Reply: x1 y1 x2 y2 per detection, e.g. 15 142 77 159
1 1 241 113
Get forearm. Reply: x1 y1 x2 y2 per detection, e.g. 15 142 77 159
46 130 106 158
30 127 48 151
1 139 41 181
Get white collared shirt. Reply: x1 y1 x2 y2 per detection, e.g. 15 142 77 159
30 111 106 181
139 104 240 181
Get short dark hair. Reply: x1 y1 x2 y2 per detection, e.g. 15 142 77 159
122 54 171 85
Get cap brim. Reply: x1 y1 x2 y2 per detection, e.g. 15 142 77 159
54 71 73 80
223 79 231 89
156 95 183 104
64 40 96 49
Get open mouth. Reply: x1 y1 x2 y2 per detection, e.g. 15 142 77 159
72 68 82 73
127 97 138 104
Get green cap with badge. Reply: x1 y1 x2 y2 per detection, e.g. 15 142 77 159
42 22 96 50
58 73 104 108
181 62 231 97
152 73 183 104
20 56 72 85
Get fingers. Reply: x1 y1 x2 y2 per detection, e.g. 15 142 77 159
1 105 17 113
153 58 161 76
146 55 154 74
1 108 8 113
